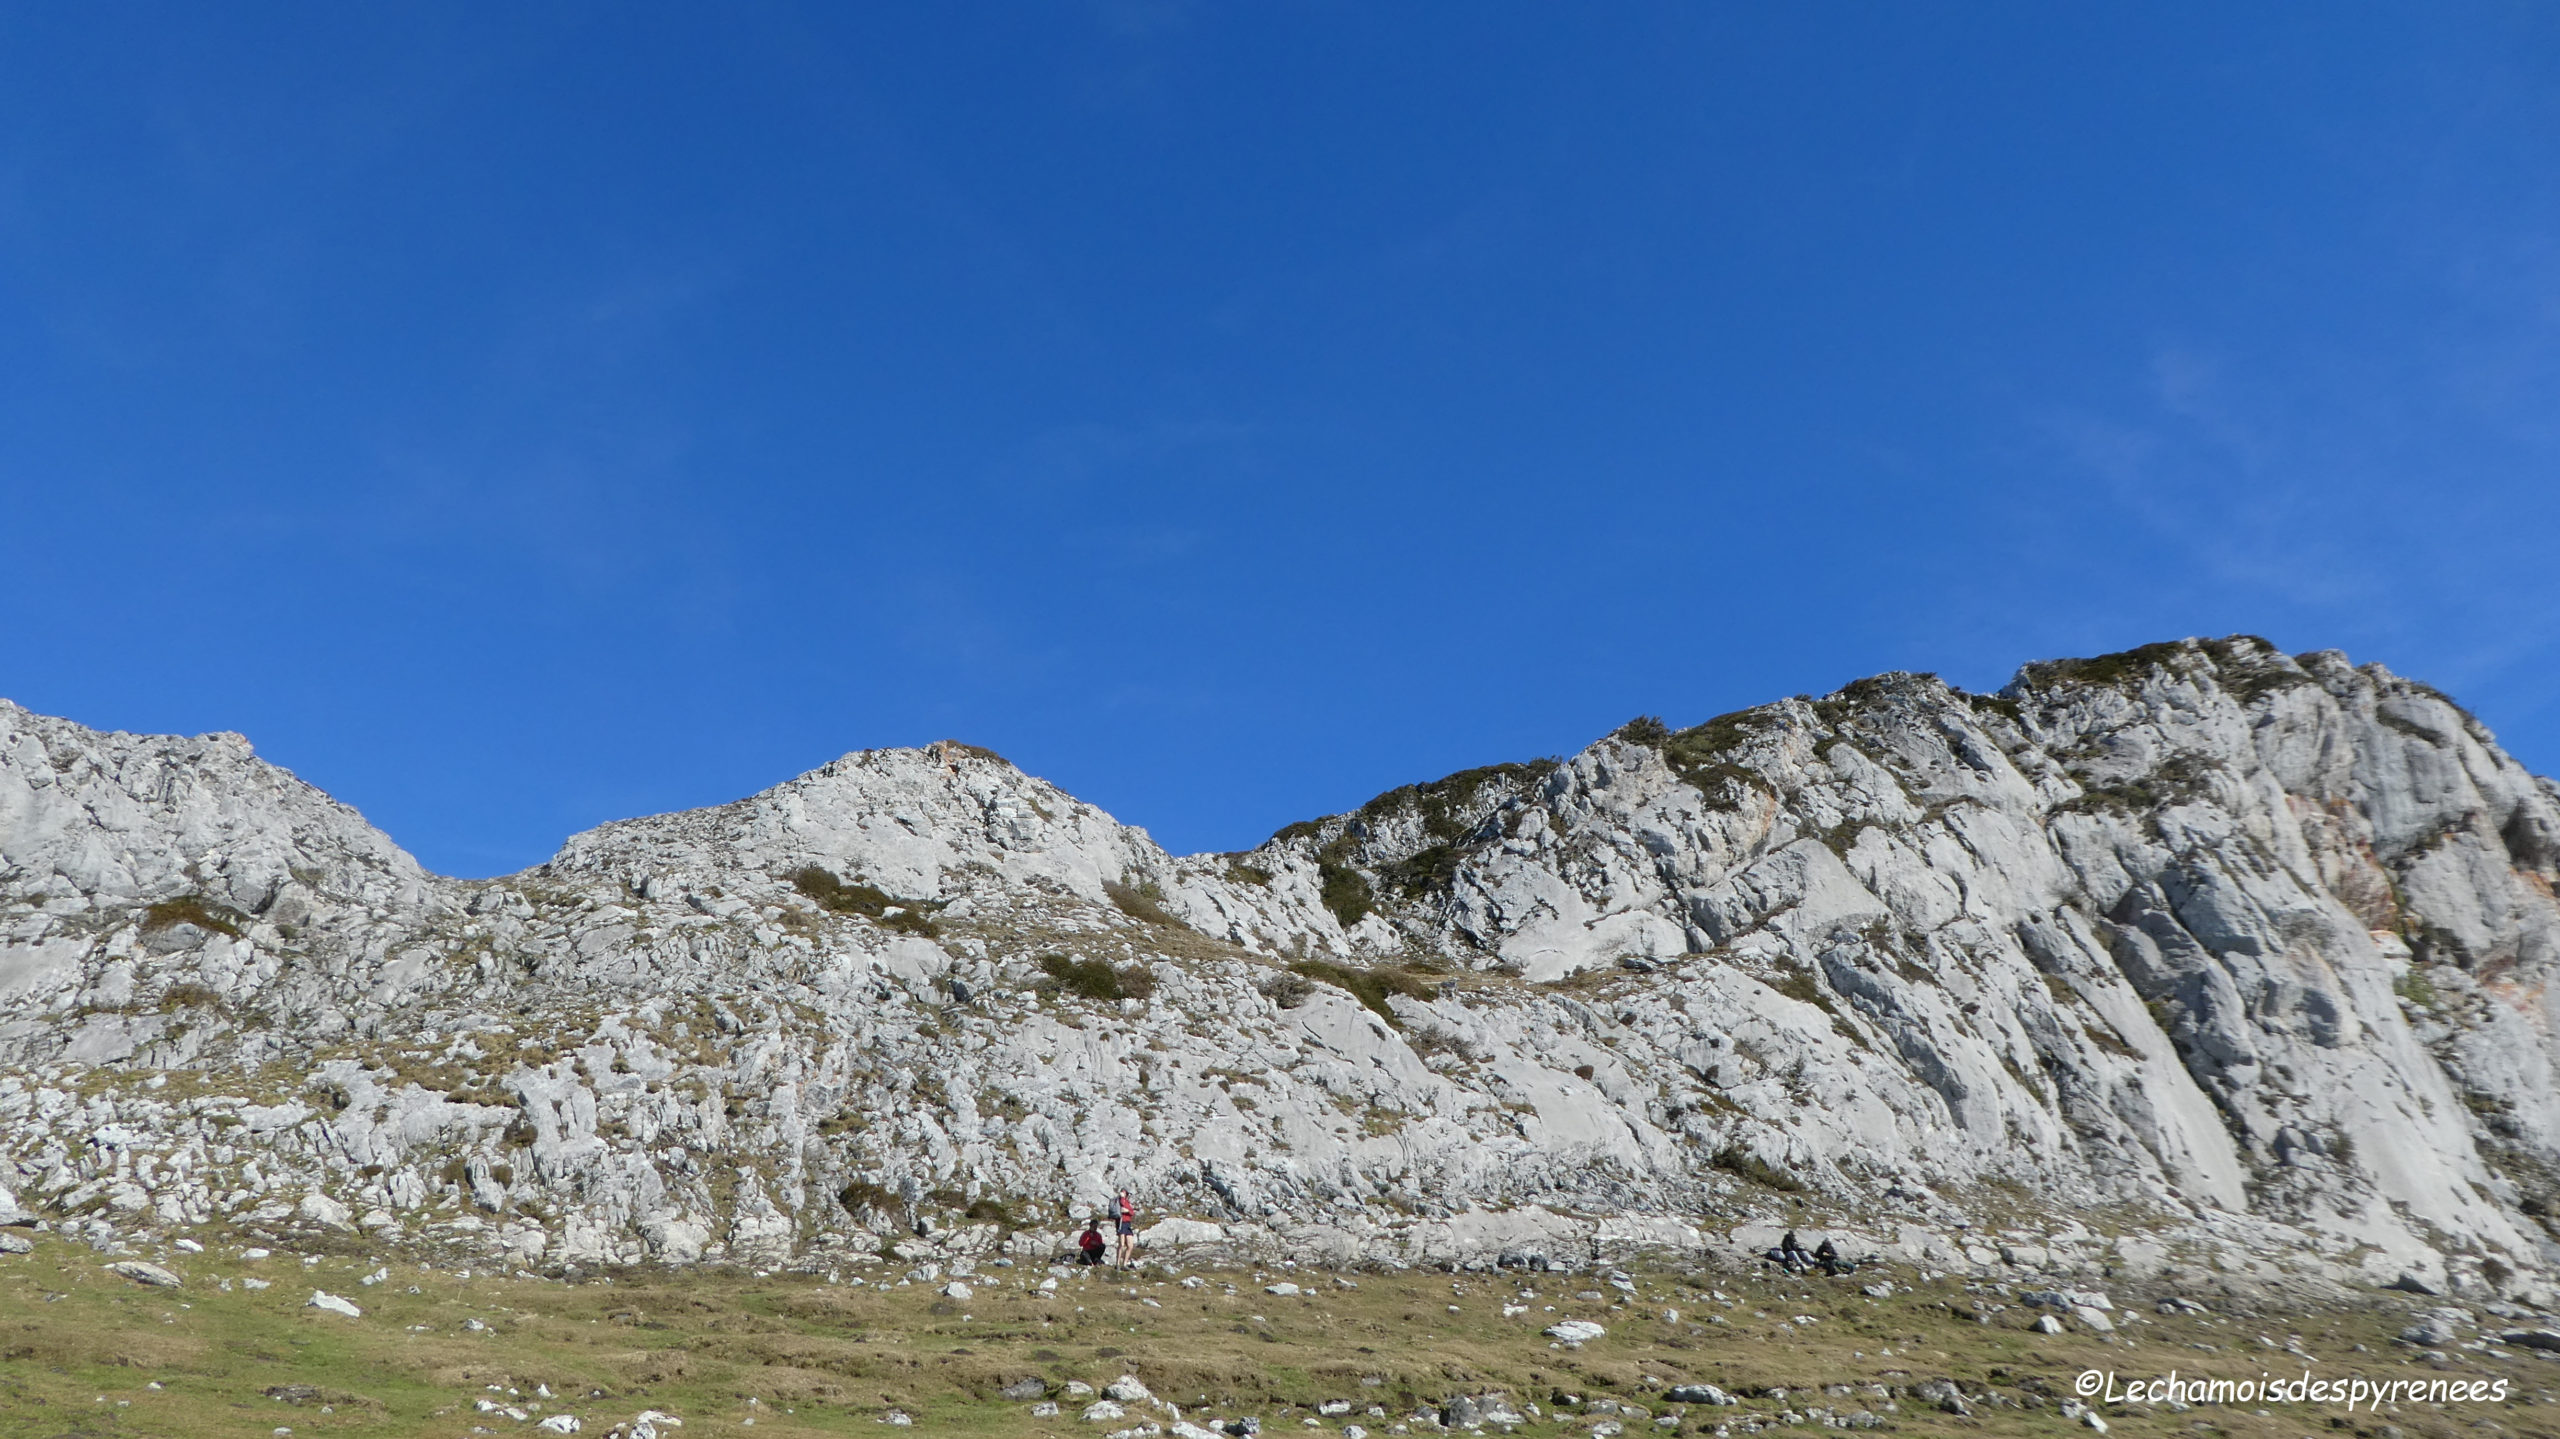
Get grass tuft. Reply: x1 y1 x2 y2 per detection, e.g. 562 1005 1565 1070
140 894 245 939
1288 960 1438 1027
1036 954 1157 1004
786 867 940 937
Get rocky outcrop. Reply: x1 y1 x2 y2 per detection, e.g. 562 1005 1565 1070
4 638 2559 1298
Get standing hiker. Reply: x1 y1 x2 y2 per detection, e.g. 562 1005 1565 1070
1114 1188 1137 1268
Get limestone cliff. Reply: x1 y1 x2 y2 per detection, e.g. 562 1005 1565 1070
4 637 2557 1297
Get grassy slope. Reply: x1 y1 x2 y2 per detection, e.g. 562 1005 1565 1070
0 1234 2552 1439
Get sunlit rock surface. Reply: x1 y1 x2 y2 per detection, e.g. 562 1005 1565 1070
5 637 2559 1297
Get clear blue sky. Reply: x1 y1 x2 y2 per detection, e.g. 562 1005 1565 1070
8 5 2560 876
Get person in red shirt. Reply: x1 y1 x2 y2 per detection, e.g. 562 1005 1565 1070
1077 1218 1107 1266
1114 1189 1137 1268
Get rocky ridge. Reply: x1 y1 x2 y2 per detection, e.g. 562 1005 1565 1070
3 637 2558 1301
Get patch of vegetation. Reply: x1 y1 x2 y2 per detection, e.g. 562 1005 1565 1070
1807 673 1936 730
159 982 223 1011
1710 1145 1806 1192
0 1231 2496 1434
1036 953 1157 1004
2394 966 2441 1009
838 1178 905 1220
1289 960 1438 1027
1266 761 1560 925
1224 861 1273 887
1616 711 1769 809
1379 843 1462 898
1964 691 2024 725
2015 640 2192 692
1403 1026 1468 1060
140 894 245 939
2196 636 2316 706
1260 972 1315 1009
2052 753 2224 818
786 866 940 937
1104 876 1184 929
1355 762 1556 842
1318 862 1374 929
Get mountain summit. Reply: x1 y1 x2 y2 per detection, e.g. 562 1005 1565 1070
4 637 2556 1296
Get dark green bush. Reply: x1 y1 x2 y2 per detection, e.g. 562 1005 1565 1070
1037 953 1156 1003
1318 862 1373 928
788 866 939 936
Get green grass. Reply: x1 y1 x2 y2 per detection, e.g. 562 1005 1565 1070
1 1231 2541 1439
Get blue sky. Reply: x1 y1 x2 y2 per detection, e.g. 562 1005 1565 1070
8 5 2560 875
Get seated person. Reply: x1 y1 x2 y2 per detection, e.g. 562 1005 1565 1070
1814 1236 1845 1276
1078 1220 1108 1266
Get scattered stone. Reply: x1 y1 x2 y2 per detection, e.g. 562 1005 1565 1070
2034 1314 2065 1334
1266 1283 1301 1296
2500 1329 2560 1352
1662 1386 1733 1406
1036 1403 1063 1418
1003 1379 1050 1401
1544 1321 1606 1344
0 1233 30 1255
306 1291 362 1318
942 1281 973 1300
1086 1401 1129 1423
1107 1376 1155 1404
539 1417 582 1434
107 1261 182 1288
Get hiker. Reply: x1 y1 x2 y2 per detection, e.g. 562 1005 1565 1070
1114 1188 1137 1268
1078 1218 1108 1266
1814 1236 1845 1276
1778 1229 1813 1270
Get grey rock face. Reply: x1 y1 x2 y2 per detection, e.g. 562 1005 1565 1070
4 639 2560 1292
106 1259 181 1287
